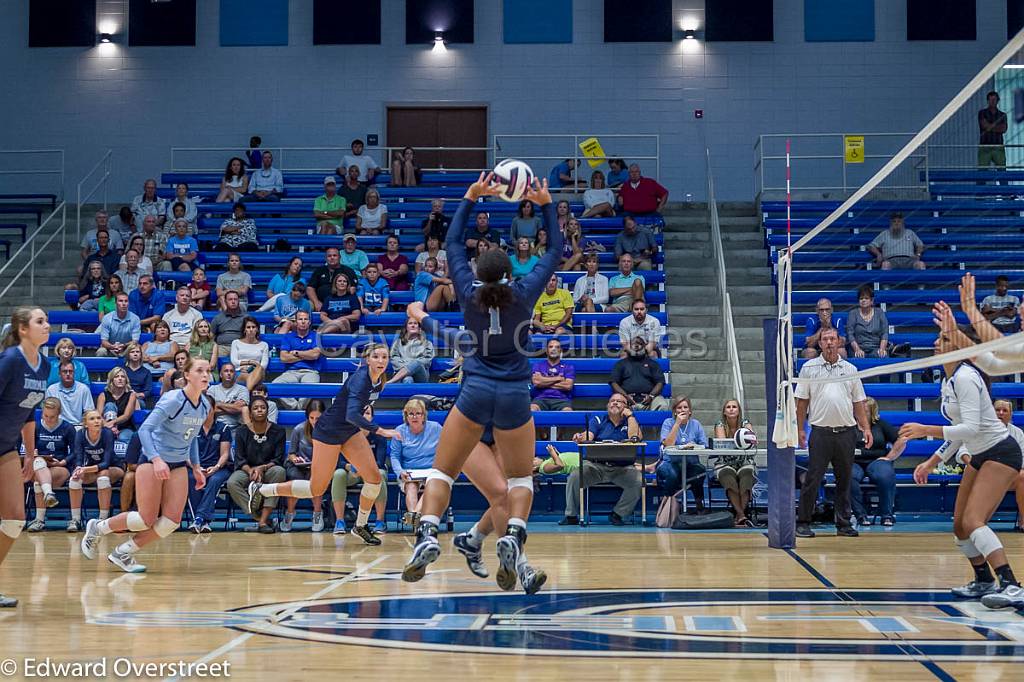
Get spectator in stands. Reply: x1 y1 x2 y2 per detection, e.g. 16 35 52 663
285 401 327 532
389 317 435 384
97 274 124 319
530 229 547 259
256 256 306 314
161 220 199 271
188 267 212 310
98 292 141 357
713 399 758 525
245 150 284 202
74 261 108 312
121 236 153 277
26 398 73 531
186 319 218 365
606 254 646 313
511 237 539 279
563 393 643 526
107 206 135 244
340 234 370 272
619 165 668 219
465 211 501 258
274 310 322 410
216 202 258 252
45 361 94 426
46 338 89 387
549 158 580 189
981 275 1020 334
244 383 279 426
217 157 249 203
511 200 542 244
318 272 362 338
281 410 326 534
67 410 123 529
307 247 358 311
215 253 253 311
209 362 249 432
137 215 168 272
80 230 120 280
245 136 263 169
415 235 447 275
533 274 574 334
142 320 178 379
128 274 167 331
356 188 388 235
160 350 188 394
867 213 926 270
847 285 890 359
114 249 144 294
332 403 389 534
851 397 904 527
378 233 409 288
187 398 231 533
417 199 451 254
573 253 610 312
618 300 664 358
121 342 151 404
231 316 269 391
414 256 455 311
606 159 628 188
978 90 1008 170
582 170 616 218
615 216 657 270
610 337 669 411
340 165 367 217
211 290 246 355
655 396 709 513
131 178 166 229
391 399 442 526
97 366 137 444
162 286 202 346
314 176 346 235
555 200 573 232
803 297 847 359
561 217 584 271
530 338 574 412
357 263 390 316
226 397 285 533
391 146 420 187
80 212 124 262
338 139 379 184
165 182 197 230
273 282 313 333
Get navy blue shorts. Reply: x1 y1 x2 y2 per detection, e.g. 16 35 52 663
456 374 533 431
970 436 1023 472
311 421 361 447
139 457 188 471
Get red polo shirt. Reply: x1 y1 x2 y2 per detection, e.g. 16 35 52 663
619 177 668 214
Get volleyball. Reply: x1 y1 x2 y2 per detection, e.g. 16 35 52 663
734 427 758 450
490 158 534 202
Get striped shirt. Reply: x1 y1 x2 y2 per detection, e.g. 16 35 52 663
868 228 923 261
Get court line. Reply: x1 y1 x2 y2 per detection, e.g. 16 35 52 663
163 554 390 682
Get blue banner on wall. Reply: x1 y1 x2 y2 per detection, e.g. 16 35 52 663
504 0 572 44
220 0 288 46
804 0 874 42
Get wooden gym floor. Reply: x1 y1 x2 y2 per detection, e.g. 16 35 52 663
1 529 1023 680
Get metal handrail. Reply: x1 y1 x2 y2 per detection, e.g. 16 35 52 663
76 149 112 242
494 133 660 183
706 149 744 410
0 149 65 199
170 145 494 174
0 202 68 303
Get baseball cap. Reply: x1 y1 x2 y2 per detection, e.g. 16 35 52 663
342 233 357 242
323 176 336 186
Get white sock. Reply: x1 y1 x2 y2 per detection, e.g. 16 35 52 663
41 483 53 496
468 523 486 546
258 483 279 497
284 512 295 521
71 508 81 521
508 517 526 530
99 509 110 520
34 508 45 523
421 514 441 527
116 539 140 555
356 507 370 527
96 520 112 535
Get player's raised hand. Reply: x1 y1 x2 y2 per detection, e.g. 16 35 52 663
524 178 552 206
466 172 503 201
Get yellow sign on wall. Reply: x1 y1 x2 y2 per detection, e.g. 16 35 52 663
579 137 607 168
844 135 865 164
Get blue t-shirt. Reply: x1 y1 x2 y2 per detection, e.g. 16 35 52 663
167 236 198 257
588 414 631 442
71 427 115 470
357 278 390 309
34 419 76 462
548 162 571 188
196 421 229 468
510 255 540 279
389 420 443 474
658 417 708 450
268 273 304 296
413 272 437 304
0 346 49 455
274 294 312 320
323 293 360 320
138 389 210 466
804 315 846 342
281 331 320 371
607 168 628 187
608 273 646 291
129 288 167 320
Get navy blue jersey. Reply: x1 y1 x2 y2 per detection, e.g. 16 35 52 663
138 389 210 466
124 432 143 466
445 199 561 381
34 419 76 462
196 421 230 468
320 365 385 435
0 346 50 455
71 427 116 470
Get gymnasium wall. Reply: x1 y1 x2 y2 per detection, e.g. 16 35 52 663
0 0 1009 202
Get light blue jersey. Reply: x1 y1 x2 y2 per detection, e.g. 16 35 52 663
138 389 209 466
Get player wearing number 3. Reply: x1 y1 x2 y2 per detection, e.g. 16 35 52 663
80 357 212 573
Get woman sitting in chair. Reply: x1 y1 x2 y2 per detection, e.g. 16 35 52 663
713 399 757 527
389 398 441 529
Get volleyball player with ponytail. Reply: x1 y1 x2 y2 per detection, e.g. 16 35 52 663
0 307 50 606
402 174 559 594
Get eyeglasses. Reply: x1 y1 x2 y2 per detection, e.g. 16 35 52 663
817 307 832 312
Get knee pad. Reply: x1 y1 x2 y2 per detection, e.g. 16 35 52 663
33 457 47 472
360 480 382 501
969 525 1003 559
955 536 982 559
68 479 82 490
125 511 149 532
96 476 112 490
153 516 178 538
0 519 25 540
33 482 42 494
507 476 533 491
290 479 312 498
426 469 454 488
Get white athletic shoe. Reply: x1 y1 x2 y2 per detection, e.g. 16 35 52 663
26 519 45 533
66 518 82 533
951 580 999 599
43 492 58 508
0 594 17 607
517 562 548 596
107 549 146 574
279 514 293 533
981 583 1024 610
402 537 440 583
246 481 261 515
80 519 101 560
311 512 324 533
495 535 521 592
453 532 488 578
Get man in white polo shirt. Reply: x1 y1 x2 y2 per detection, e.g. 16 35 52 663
162 286 204 346
794 327 872 538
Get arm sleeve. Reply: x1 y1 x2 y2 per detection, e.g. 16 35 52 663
445 199 476 300
518 203 563 302
880 419 900 448
188 434 200 466
934 438 965 464
69 432 82 469
389 437 404 476
694 421 708 447
230 341 240 366
422 339 435 362
138 393 174 462
259 342 269 368
973 350 1024 375
850 378 867 403
595 276 609 305
942 376 983 443
141 370 152 398
271 428 286 465
289 429 302 458
344 372 378 433
420 314 464 348
659 419 673 442
130 316 141 341
793 365 811 400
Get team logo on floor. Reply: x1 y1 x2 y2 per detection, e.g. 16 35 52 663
95 589 1024 660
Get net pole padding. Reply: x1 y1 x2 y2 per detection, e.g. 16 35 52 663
764 316 796 550
789 27 1024 254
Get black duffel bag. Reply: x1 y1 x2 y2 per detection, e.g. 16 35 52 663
672 510 735 530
